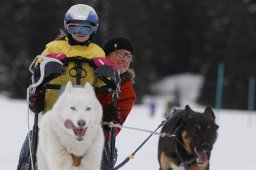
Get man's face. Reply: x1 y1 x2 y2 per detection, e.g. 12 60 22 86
108 49 133 74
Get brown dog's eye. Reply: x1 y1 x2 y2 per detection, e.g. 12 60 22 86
207 126 216 135
191 127 199 135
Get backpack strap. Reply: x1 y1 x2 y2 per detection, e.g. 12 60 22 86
65 57 95 85
31 56 120 94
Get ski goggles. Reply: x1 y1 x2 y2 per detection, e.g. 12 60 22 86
66 23 96 36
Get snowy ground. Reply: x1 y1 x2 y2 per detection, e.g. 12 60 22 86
1 73 256 170
1 96 256 170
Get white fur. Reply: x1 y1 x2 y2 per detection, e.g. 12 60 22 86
37 82 104 170
170 163 185 170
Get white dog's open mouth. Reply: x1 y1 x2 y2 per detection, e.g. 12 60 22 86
73 128 87 141
194 148 209 165
65 120 87 141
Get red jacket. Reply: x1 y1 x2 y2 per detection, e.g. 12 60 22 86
96 76 136 139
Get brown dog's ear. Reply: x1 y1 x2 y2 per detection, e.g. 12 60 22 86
204 106 215 120
184 105 193 118
185 105 191 112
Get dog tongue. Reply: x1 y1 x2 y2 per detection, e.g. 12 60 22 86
196 151 208 164
64 120 75 129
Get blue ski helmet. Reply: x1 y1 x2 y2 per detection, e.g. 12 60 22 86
64 4 98 34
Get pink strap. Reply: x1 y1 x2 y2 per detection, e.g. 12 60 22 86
93 57 116 70
46 53 67 60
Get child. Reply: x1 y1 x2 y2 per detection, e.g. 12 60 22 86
17 4 112 170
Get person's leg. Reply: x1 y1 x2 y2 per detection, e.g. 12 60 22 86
101 140 118 170
17 131 37 170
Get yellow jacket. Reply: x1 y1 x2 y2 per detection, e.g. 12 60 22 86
40 39 105 112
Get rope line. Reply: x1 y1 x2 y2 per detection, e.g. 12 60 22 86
101 120 176 170
110 121 165 170
101 121 176 138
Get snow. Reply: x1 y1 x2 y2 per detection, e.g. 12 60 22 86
1 74 256 170
118 106 256 170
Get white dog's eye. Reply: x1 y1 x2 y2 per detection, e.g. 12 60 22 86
70 106 76 111
86 107 91 111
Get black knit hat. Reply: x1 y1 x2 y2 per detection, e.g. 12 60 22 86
103 37 134 56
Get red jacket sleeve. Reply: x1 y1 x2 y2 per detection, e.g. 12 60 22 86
117 80 136 125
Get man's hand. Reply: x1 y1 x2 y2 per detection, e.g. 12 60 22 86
103 105 119 131
29 88 46 114
103 105 118 122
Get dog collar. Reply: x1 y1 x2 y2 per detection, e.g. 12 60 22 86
182 158 196 166
175 144 196 168
71 153 83 167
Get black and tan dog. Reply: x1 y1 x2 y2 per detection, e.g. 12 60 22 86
158 105 218 170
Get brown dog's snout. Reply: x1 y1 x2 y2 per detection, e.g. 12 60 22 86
201 142 212 151
78 120 86 127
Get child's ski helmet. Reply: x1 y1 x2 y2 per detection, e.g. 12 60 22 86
64 4 98 35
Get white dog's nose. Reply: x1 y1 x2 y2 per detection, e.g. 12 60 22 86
78 120 86 127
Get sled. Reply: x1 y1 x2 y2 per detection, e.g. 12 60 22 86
17 55 120 170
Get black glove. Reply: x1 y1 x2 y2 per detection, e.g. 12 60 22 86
29 88 46 114
103 105 119 131
103 105 118 122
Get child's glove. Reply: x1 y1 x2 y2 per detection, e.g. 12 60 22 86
92 57 116 71
29 88 46 114
93 57 120 91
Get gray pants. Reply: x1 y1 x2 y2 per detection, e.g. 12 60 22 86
101 140 118 170
17 131 38 170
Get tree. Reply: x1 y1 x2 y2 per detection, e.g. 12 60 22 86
197 0 256 109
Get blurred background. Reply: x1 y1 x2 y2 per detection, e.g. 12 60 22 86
1 0 256 110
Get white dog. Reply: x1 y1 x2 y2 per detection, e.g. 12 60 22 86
37 82 104 170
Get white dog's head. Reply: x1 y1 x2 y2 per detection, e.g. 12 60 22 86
52 81 103 141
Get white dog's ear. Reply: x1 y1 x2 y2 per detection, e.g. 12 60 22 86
65 81 73 93
84 82 95 95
